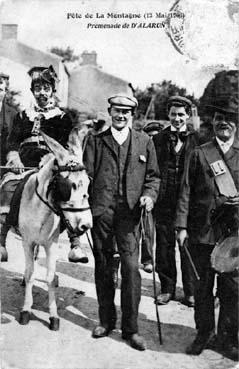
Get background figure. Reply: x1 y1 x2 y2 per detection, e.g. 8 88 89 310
198 121 214 144
0 65 87 263
0 72 17 262
0 72 16 169
176 95 239 360
153 96 199 306
84 93 159 351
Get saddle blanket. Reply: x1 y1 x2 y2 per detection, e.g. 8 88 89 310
0 170 37 227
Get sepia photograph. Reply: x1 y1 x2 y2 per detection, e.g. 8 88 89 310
0 0 239 368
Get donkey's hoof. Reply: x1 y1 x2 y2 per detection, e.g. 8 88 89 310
19 311 31 325
21 277 26 287
54 275 59 288
49 317 60 331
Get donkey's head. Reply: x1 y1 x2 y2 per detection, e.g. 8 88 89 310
40 130 92 235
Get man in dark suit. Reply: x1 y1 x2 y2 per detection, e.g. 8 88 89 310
0 72 17 262
176 97 239 360
83 94 159 351
0 73 16 168
153 96 199 306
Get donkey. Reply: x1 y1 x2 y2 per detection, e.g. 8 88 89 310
18 130 92 330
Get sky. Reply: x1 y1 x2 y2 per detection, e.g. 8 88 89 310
0 0 238 98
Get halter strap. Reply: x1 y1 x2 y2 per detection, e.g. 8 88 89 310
35 177 90 235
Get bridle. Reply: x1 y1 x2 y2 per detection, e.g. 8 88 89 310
35 160 91 235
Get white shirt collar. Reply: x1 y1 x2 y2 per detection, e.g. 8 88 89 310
216 136 234 154
111 126 129 145
171 124 187 132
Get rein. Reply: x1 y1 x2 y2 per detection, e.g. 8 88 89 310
34 162 90 234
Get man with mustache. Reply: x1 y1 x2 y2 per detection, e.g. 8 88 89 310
84 94 159 351
0 66 87 263
176 96 239 360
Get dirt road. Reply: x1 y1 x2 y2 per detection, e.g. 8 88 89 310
0 231 237 369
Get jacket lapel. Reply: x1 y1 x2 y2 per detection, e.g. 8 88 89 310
223 138 239 161
101 128 118 159
127 129 139 175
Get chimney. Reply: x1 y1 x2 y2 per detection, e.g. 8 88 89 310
2 24 18 40
80 51 97 66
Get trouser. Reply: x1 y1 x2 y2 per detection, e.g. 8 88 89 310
112 211 154 266
155 222 195 296
140 211 154 265
189 244 215 334
217 272 239 347
91 203 141 335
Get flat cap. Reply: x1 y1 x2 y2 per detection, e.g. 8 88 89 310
167 95 192 110
143 121 164 134
0 72 9 80
108 94 138 109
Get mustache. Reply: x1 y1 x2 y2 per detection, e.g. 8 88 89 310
216 123 231 129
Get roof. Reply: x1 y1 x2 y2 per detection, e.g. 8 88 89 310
70 64 129 86
0 39 63 74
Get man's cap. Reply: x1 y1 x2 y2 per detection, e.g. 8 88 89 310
143 121 164 134
28 65 59 87
0 72 9 80
167 96 193 111
108 94 138 109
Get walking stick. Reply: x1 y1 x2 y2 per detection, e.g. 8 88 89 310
140 208 163 345
182 239 200 281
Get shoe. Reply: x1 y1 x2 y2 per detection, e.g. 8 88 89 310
0 246 8 262
186 331 216 355
92 325 112 338
183 295 195 308
155 293 173 305
68 246 89 263
143 263 153 273
122 333 147 351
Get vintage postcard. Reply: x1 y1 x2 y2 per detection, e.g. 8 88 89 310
0 0 238 368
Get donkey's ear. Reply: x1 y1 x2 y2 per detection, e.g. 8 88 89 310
40 131 69 164
67 127 85 160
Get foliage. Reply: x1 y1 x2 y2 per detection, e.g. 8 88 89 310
135 80 198 120
49 46 79 62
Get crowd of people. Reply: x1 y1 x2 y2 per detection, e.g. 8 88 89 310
0 66 238 360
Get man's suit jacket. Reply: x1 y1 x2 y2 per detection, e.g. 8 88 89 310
152 126 199 217
83 128 160 217
175 137 239 244
0 99 16 165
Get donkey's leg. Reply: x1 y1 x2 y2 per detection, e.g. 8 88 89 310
19 243 35 325
45 242 60 331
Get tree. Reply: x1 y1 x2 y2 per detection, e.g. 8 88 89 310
135 81 198 121
49 46 79 62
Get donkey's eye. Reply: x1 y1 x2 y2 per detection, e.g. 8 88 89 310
72 183 77 190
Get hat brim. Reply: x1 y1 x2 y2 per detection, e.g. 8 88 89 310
206 104 238 115
110 104 134 110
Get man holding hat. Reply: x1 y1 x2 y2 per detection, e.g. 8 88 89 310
83 93 159 350
176 94 239 359
153 96 199 306
0 65 87 263
0 72 16 168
